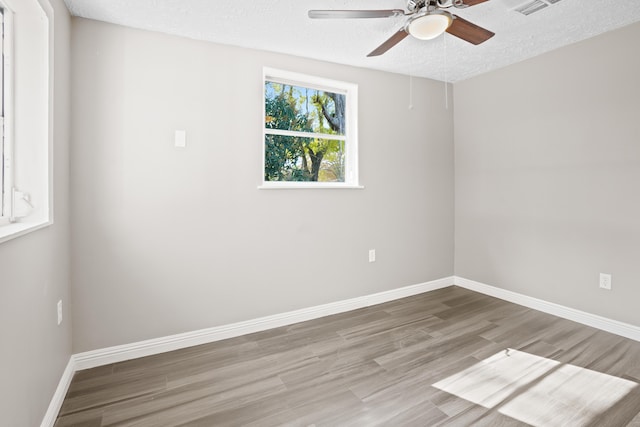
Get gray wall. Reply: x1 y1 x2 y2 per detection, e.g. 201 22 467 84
0 0 71 425
454 22 640 326
70 18 455 352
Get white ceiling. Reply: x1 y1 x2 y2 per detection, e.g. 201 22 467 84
62 0 640 82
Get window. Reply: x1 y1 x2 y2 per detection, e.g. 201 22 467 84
0 7 9 224
261 68 360 188
0 0 52 243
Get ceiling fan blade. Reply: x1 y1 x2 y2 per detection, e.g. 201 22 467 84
446 15 495 45
308 10 405 19
367 28 409 57
458 0 490 6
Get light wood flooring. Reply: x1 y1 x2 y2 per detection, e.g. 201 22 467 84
55 286 640 426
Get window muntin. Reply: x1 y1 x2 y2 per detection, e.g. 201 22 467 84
262 68 359 188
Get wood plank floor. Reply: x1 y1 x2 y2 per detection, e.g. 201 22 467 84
55 286 640 426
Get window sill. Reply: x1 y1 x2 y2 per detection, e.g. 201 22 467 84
0 219 52 245
258 183 365 190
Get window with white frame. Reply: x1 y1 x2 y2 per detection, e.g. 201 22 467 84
262 68 359 188
0 7 8 224
0 0 52 243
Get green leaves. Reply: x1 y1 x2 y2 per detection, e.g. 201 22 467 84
264 81 346 182
264 134 308 182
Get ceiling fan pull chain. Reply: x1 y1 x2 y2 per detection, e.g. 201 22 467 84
444 34 449 110
409 38 418 110
409 73 414 110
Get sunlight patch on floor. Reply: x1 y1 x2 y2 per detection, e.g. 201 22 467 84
433 348 638 426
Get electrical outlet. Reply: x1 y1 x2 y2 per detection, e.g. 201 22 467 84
57 300 63 325
599 273 611 290
368 249 376 263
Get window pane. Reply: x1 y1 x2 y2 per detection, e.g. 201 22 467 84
265 81 345 136
0 9 4 216
265 135 345 183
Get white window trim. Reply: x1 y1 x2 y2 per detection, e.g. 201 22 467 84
0 0 53 244
0 6 12 225
259 67 363 190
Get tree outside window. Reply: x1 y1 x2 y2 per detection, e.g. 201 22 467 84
262 69 358 187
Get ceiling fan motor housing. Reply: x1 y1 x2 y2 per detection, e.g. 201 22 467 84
409 0 465 12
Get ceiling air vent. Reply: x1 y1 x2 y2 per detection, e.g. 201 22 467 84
545 0 562 4
514 0 548 16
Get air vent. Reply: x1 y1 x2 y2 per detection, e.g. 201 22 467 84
545 0 562 4
514 0 548 16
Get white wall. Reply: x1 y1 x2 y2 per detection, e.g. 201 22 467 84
70 18 455 352
0 0 71 424
454 22 640 326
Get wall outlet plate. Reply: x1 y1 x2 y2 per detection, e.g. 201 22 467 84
599 273 611 290
368 249 376 263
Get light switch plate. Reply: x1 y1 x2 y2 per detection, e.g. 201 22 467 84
57 300 63 325
175 130 186 148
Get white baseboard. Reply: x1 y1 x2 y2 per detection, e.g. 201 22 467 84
73 276 454 371
71 276 640 371
40 357 75 427
454 276 640 342
45 275 640 426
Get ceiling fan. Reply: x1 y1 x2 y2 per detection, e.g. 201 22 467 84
308 0 495 57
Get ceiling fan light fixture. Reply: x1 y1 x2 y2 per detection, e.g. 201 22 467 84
407 11 452 40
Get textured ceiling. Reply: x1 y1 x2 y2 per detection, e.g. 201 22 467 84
63 0 640 82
